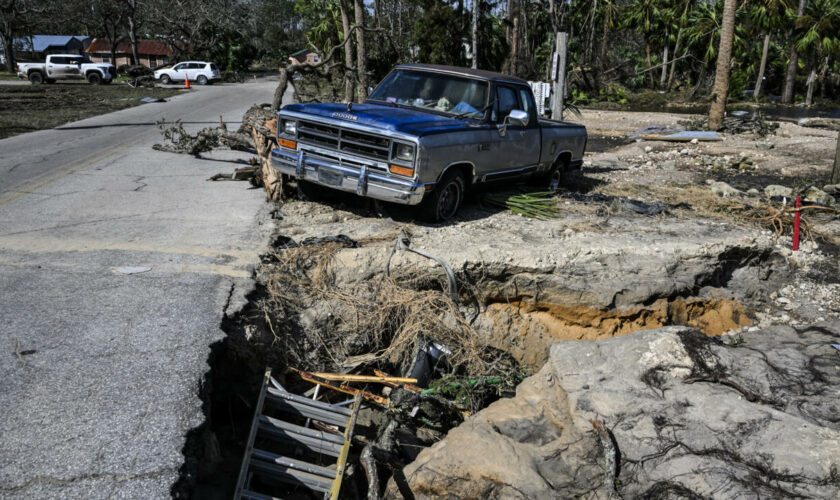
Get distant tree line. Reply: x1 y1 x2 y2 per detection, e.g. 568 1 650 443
2 0 838 106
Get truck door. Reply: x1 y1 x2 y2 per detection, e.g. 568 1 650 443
66 56 83 78
46 56 67 77
484 84 541 182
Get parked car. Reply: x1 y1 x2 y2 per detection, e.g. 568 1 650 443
153 61 221 85
16 54 115 84
272 63 587 221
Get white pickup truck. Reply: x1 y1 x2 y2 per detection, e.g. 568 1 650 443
16 54 115 85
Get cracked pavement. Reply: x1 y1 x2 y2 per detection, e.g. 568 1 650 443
0 81 276 498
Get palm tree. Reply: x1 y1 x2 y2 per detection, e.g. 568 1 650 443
782 0 808 104
667 0 696 90
598 0 620 66
623 0 662 88
708 0 738 130
750 0 793 98
794 0 840 105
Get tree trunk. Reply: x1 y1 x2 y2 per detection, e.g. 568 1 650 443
471 0 479 68
819 55 829 99
708 0 737 130
511 16 519 76
354 0 367 101
599 10 608 68
805 65 816 106
659 40 669 88
339 0 355 102
754 33 770 98
373 0 381 28
833 131 840 185
585 0 597 66
127 16 139 65
645 41 653 88
667 28 683 90
0 32 14 72
782 0 808 104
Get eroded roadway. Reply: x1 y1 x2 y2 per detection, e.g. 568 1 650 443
0 80 277 498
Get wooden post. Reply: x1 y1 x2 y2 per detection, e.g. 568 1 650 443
551 32 567 121
832 131 840 185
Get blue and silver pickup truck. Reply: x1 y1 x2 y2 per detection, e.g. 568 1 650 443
273 63 587 221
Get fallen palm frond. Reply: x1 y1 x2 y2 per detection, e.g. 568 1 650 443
482 190 560 218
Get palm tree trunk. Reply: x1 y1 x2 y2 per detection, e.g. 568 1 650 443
659 40 669 88
667 29 682 90
782 0 808 104
585 0 598 65
645 41 653 88
805 65 816 106
819 55 829 98
708 0 737 130
599 9 609 66
754 33 770 98
471 0 479 68
354 0 368 101
339 0 355 102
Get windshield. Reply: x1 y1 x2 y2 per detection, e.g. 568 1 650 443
70 56 92 64
368 69 489 119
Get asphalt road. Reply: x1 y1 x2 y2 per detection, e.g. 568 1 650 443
0 80 277 498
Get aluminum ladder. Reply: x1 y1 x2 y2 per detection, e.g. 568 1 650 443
234 369 363 500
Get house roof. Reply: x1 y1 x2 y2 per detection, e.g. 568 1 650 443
86 38 171 56
290 48 315 58
13 35 90 53
395 63 528 85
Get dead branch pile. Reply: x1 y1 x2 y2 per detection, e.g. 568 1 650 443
680 111 779 136
152 118 252 156
152 104 286 201
727 203 839 243
259 239 519 387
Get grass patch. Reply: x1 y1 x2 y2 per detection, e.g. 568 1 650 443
0 83 183 139
0 71 20 81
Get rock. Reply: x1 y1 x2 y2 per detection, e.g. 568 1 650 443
388 325 840 499
660 159 676 170
764 184 792 198
757 142 775 150
708 181 742 197
747 188 760 197
823 184 840 194
690 138 699 144
644 146 653 153
804 186 836 206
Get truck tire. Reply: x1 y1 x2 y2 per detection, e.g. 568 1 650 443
196 75 208 85
160 74 171 85
28 71 44 84
87 72 102 85
419 170 465 222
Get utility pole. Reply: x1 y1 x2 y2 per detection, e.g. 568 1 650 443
551 32 567 121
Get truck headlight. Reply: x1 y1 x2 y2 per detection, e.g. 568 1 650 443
283 120 297 135
393 143 415 162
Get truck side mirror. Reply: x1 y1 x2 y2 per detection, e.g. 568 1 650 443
499 109 528 137
508 109 528 127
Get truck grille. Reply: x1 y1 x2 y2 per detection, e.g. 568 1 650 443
297 119 391 161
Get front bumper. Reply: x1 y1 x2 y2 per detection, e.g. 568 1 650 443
271 147 426 205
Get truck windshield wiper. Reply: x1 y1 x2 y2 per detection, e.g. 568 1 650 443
367 99 399 108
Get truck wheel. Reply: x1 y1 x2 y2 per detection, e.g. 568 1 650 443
160 74 171 85
546 167 562 193
28 72 44 84
87 73 102 85
196 75 208 85
419 170 465 222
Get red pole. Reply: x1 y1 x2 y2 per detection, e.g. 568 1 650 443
793 196 801 251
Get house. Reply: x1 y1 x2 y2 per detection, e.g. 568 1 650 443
289 49 320 66
86 38 171 68
4 35 91 62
